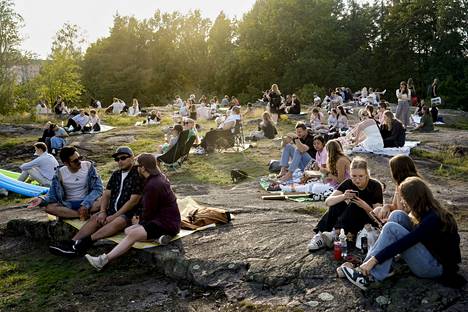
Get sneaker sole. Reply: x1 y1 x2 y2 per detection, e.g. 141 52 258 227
49 245 78 258
157 235 172 246
342 268 368 290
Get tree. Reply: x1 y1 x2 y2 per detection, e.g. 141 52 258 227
34 23 85 105
0 0 23 113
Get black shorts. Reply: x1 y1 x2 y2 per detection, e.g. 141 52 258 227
140 222 173 240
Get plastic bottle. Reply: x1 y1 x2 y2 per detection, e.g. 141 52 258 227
361 231 368 255
339 229 347 259
333 229 342 260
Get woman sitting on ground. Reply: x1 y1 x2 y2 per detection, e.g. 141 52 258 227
336 105 349 131
328 109 338 131
341 177 464 290
147 110 161 125
89 109 101 132
159 124 183 154
379 110 405 147
310 108 327 132
344 109 384 152
413 106 434 132
377 101 388 124
308 157 383 251
128 98 141 116
251 111 277 140
373 155 421 222
86 153 181 271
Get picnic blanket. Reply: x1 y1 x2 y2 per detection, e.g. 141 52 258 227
259 177 327 202
67 124 115 136
350 141 420 156
47 197 219 249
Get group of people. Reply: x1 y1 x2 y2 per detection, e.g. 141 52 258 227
27 145 181 271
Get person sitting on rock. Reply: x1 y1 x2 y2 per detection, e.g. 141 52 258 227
50 124 69 155
308 157 383 251
341 177 464 290
277 122 316 181
49 146 144 256
250 111 277 140
85 153 181 270
18 142 59 187
28 146 103 219
379 110 406 148
413 106 434 132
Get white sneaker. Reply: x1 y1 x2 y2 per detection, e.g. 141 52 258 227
321 231 334 248
85 253 108 271
308 232 325 251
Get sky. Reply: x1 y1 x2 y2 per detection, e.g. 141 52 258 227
14 0 257 59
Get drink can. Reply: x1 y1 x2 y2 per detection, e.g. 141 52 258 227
333 241 342 260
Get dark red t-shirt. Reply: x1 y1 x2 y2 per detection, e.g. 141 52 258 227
140 173 181 235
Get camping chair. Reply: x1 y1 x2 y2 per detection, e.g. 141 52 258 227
157 130 189 167
232 120 246 152
178 134 197 164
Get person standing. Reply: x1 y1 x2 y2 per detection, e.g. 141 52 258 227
264 84 282 123
85 153 181 270
395 81 411 128
18 142 59 187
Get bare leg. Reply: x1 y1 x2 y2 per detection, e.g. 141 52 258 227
72 213 102 240
90 217 127 241
45 203 79 218
106 225 147 261
90 197 101 213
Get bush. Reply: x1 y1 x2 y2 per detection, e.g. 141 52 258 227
297 83 325 104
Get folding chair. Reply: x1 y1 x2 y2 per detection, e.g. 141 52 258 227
157 130 189 167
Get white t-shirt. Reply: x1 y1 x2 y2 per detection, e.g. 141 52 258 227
111 101 126 114
72 114 90 127
197 105 211 120
60 161 91 201
113 171 129 212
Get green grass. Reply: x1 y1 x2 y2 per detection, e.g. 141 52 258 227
0 135 38 150
411 147 468 180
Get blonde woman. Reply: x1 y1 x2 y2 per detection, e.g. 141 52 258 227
128 98 140 116
265 84 282 123
251 111 277 140
308 157 383 250
379 110 405 147
345 109 384 152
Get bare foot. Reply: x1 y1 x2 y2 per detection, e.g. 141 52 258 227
280 171 293 182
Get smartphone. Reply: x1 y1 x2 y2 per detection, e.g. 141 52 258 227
349 190 359 197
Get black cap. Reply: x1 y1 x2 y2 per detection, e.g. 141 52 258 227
112 146 134 158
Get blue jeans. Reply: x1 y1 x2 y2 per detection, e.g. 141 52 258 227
366 210 443 281
280 143 313 172
50 137 66 150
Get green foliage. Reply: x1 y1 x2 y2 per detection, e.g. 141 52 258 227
297 84 325 104
411 147 468 180
0 0 23 113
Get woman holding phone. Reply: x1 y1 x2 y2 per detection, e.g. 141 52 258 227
308 157 383 251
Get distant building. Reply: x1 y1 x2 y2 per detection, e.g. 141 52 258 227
10 60 43 83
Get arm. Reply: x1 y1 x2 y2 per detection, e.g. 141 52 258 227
375 212 440 264
335 158 349 184
111 195 141 218
19 157 42 171
295 140 309 154
81 166 104 209
325 190 346 206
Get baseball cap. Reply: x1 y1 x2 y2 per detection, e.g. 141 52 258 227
112 146 134 158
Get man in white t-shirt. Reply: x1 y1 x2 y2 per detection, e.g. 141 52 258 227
28 146 103 219
49 146 144 256
18 142 59 186
106 98 126 114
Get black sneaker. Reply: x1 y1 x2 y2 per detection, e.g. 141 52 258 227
72 236 94 255
49 240 78 257
342 267 371 290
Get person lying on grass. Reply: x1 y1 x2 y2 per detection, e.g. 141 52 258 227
85 153 181 271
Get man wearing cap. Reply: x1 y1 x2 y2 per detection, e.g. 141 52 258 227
28 146 103 219
49 146 144 256
85 153 181 270
18 142 59 186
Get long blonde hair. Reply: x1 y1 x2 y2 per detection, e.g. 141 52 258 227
383 110 394 130
271 84 281 95
400 177 457 232
326 140 349 176
262 111 273 125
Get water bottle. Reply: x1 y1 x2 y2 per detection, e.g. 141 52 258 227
361 233 368 255
339 229 347 259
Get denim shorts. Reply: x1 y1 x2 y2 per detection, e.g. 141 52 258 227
65 200 84 210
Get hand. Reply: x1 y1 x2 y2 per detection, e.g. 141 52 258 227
105 215 117 224
351 196 372 212
359 257 378 276
343 190 358 200
375 204 393 221
96 211 107 225
27 197 43 208
79 207 89 220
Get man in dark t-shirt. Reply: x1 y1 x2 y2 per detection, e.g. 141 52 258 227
278 122 316 181
49 146 144 257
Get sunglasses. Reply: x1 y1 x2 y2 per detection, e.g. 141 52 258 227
114 155 131 162
69 156 83 164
